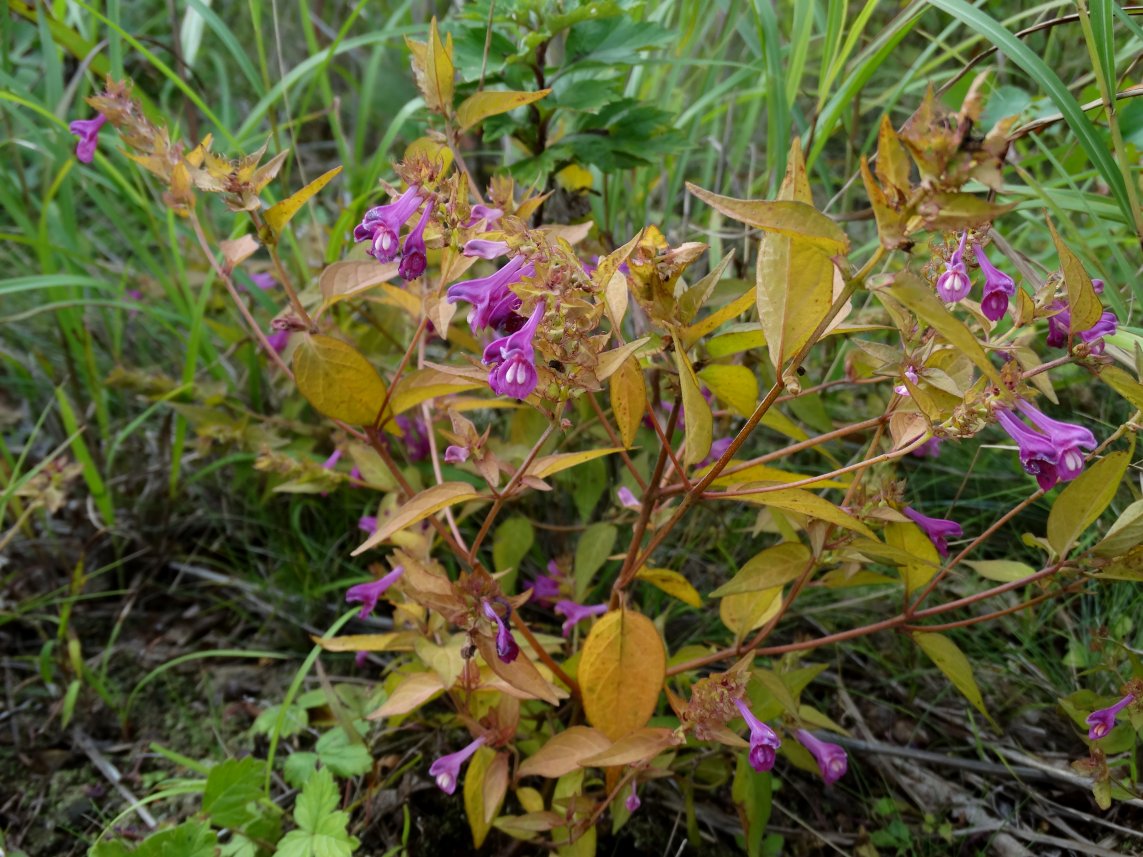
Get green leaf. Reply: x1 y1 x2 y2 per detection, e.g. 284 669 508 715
253 703 308 737
560 454 607 522
315 726 373 778
732 757 772 857
710 543 812 597
964 560 1037 583
672 339 713 466
1094 500 1143 558
884 522 940 598
1098 365 1143 411
924 0 1132 225
264 166 343 239
574 523 618 599
203 757 265 828
1047 451 1130 557
698 364 758 417
275 766 360 857
105 821 217 857
493 517 535 593
283 752 318 789
912 632 993 724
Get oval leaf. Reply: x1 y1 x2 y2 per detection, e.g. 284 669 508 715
635 567 702 607
518 727 612 778
293 334 387 426
579 609 665 741
578 727 680 768
710 543 811 597
1047 451 1129 557
368 672 443 719
457 88 552 131
698 364 758 417
912 631 992 723
610 356 646 449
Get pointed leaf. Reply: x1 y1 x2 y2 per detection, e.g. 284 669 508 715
912 631 992 723
264 166 342 238
672 340 712 466
756 232 837 368
1048 217 1103 334
352 482 481 554
579 609 665 741
527 448 623 480
686 184 850 255
518 727 612 778
709 543 811 597
1047 451 1130 557
457 89 551 131
635 567 702 607
698 364 758 417
596 337 649 380
578 727 680 767
610 356 646 448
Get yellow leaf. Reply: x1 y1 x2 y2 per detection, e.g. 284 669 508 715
777 137 812 204
884 521 940 597
679 249 736 324
610 356 646 449
912 632 993 724
720 586 781 638
578 727 680 767
1047 450 1130 557
726 487 878 540
385 367 486 422
1047 217 1103 334
860 156 908 250
709 543 811 597
456 88 552 131
367 672 443 719
351 482 480 555
636 567 702 607
672 339 712 466
681 285 755 348
703 462 847 490
263 165 342 238
526 448 624 480
292 334 387 426
964 560 1037 583
1094 499 1143 558
318 260 400 309
756 232 838 368
579 609 665 741
697 364 757 417
403 136 453 171
313 632 416 653
686 183 850 255
474 634 562 705
596 337 649 381
1098 365 1143 410
518 727 612 779
888 272 1003 386
464 746 506 848
875 115 911 195
555 163 594 192
707 325 766 358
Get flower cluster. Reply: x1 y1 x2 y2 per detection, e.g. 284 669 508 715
934 232 1018 322
994 398 1097 491
353 186 433 280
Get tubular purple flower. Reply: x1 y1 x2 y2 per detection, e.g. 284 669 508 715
483 301 545 399
444 445 469 464
554 600 608 637
482 600 519 663
911 437 942 459
322 449 342 470
994 408 1060 491
463 238 511 260
734 698 781 772
395 414 431 462
357 186 422 260
249 272 276 290
429 735 486 795
699 436 734 468
447 256 530 332
358 515 378 534
1086 693 1134 740
894 365 920 397
1080 310 1118 354
530 561 564 607
794 729 848 785
1046 302 1070 349
1016 399 1096 482
617 486 640 509
902 506 963 558
465 204 503 227
355 650 369 668
345 565 406 619
974 243 1015 323
935 232 971 303
398 202 433 281
267 329 290 354
69 113 107 163
625 782 641 812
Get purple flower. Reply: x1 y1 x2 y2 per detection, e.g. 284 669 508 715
530 561 564 607
994 407 1062 491
322 449 342 470
625 782 641 813
553 600 608 637
349 466 362 482
394 413 431 462
345 565 406 619
267 329 290 354
617 486 640 509
1086 693 1134 740
465 204 503 227
794 729 848 785
911 437 942 459
355 650 369 668
398 201 433 281
356 186 423 262
447 256 531 332
1016 399 1096 482
444 445 469 464
69 113 107 163
429 735 486 794
482 600 519 663
483 301 545 399
699 436 734 468
249 272 276 290
935 232 971 303
974 243 1015 322
358 515 377 534
902 506 962 558
734 698 781 773
1045 279 1116 353
894 365 920 397
463 239 510 260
